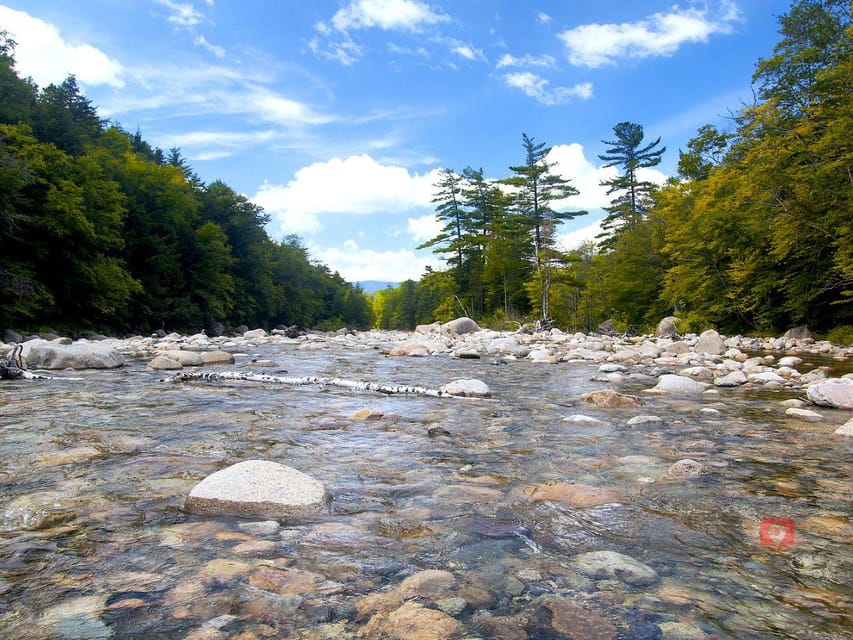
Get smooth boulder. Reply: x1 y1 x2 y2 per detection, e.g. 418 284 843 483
807 378 853 410
21 339 125 370
185 460 329 519
649 374 708 395
694 329 725 355
441 317 480 336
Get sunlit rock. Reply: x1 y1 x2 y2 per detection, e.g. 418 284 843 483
21 338 125 369
648 374 708 395
807 378 853 409
185 460 329 519
694 329 725 355
667 459 709 477
785 407 824 422
439 378 490 397
583 389 644 408
441 317 480 336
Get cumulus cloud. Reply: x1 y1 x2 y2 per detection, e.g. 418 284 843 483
329 0 450 32
545 142 667 212
559 3 741 67
0 6 124 88
407 214 442 243
503 72 592 105
312 240 442 282
252 154 442 236
557 219 605 251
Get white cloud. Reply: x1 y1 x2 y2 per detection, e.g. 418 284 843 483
557 219 604 251
0 6 124 88
156 0 203 27
503 72 592 105
451 42 486 62
407 214 442 243
536 12 552 25
194 34 225 58
312 240 441 282
330 0 450 32
252 154 442 237
307 35 364 66
496 53 555 69
545 143 668 212
559 4 740 68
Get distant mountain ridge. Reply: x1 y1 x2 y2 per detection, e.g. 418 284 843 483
356 280 399 293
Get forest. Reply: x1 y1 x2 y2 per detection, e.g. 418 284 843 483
0 0 850 340
0 33 372 335
373 0 852 341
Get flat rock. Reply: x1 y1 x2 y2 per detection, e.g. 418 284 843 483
807 378 853 409
562 414 607 427
21 339 125 370
572 550 658 585
649 374 707 395
440 379 490 397
185 460 329 519
833 417 853 437
785 407 824 422
583 389 644 408
537 596 618 640
148 356 183 370
518 482 620 507
200 350 235 365
626 415 666 428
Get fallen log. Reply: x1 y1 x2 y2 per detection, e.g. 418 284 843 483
168 370 489 398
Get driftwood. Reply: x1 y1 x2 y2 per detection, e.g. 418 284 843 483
169 370 457 397
0 345 51 380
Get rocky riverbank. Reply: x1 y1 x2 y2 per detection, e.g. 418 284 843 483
0 319 851 639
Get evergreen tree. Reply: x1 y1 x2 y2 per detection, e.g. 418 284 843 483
503 133 585 321
597 122 665 245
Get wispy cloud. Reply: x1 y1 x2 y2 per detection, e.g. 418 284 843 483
536 12 551 25
503 72 593 105
327 0 450 33
155 0 204 28
559 2 741 68
496 52 556 69
193 34 225 58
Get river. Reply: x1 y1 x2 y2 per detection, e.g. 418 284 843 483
0 338 850 639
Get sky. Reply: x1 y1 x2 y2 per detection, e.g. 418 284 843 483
0 0 794 283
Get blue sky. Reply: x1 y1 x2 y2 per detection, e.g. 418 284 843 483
0 0 792 282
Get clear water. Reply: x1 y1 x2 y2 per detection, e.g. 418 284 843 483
0 344 850 639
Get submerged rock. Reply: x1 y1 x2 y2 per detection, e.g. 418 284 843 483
185 460 329 519
572 550 658 585
668 459 709 477
583 389 644 408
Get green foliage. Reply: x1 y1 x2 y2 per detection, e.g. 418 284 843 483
826 325 853 345
0 60 372 334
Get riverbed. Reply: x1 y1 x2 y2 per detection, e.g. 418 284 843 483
0 337 850 639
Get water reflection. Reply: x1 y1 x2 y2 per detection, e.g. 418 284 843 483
0 344 850 639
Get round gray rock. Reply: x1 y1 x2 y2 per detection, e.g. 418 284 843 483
185 460 330 519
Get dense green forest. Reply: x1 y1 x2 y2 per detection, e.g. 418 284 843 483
0 31 372 335
374 0 852 339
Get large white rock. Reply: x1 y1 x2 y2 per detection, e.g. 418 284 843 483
694 329 725 355
649 374 708 395
159 350 204 366
185 460 329 519
487 337 528 356
655 316 678 338
441 317 480 335
439 378 490 397
714 370 747 387
807 378 853 409
21 339 125 370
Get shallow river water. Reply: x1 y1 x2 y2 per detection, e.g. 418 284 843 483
0 342 850 639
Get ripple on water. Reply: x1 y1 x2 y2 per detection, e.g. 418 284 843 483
0 344 850 639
